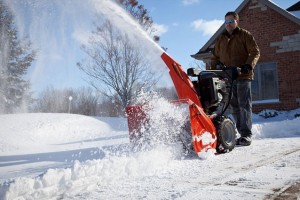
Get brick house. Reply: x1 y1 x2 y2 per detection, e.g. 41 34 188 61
191 0 300 112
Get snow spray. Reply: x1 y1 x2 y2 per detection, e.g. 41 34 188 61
3 0 171 94
131 91 190 153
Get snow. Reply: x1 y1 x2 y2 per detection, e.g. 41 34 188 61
1 0 300 199
0 103 300 199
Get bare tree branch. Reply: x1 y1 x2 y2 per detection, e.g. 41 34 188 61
78 20 160 112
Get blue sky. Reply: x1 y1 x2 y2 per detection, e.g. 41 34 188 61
139 0 299 69
5 0 299 95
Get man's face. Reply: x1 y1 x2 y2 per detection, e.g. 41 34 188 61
224 15 238 33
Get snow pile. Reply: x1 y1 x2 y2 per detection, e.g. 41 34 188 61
0 113 126 155
252 108 300 139
0 107 300 199
0 94 191 199
3 146 178 200
253 108 300 121
253 117 300 139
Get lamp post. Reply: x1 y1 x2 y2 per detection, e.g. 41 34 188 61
68 96 73 113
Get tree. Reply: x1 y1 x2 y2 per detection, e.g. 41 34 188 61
98 95 123 117
0 1 36 113
115 0 162 43
33 86 70 113
115 0 155 34
77 20 159 114
75 87 99 116
188 59 206 70
154 86 178 100
33 87 100 116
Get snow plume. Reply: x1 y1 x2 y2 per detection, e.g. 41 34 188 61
131 91 190 155
89 0 170 81
132 91 217 160
3 0 170 93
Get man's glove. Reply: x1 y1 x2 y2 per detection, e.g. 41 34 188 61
240 64 252 74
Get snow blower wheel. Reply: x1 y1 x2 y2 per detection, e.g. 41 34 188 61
215 118 237 154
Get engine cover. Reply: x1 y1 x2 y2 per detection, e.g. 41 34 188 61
199 77 221 109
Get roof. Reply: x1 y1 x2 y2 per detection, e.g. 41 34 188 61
191 0 300 59
287 1 300 11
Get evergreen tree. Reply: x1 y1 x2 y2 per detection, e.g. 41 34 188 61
0 1 36 113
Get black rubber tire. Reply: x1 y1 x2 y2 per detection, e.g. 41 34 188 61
216 118 237 153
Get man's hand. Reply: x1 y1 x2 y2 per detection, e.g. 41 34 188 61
241 64 252 74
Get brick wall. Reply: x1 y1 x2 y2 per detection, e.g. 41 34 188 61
238 0 300 112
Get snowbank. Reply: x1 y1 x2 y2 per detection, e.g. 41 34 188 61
0 109 299 199
0 113 128 155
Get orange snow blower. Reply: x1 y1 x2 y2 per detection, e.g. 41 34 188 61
126 52 239 155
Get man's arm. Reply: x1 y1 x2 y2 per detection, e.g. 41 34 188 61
245 33 260 69
209 38 221 70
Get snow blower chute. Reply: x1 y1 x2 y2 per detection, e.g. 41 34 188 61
126 52 239 155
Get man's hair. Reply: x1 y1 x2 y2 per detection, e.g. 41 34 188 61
225 11 239 20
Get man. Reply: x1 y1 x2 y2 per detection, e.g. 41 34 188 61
209 11 260 146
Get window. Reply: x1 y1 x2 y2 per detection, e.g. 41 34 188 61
252 62 279 102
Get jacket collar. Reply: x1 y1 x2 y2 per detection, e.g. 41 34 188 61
222 26 241 37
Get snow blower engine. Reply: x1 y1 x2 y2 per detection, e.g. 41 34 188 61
126 52 240 155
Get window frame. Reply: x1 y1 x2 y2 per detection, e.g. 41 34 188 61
252 62 279 104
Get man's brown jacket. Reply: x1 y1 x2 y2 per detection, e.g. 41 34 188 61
209 27 260 80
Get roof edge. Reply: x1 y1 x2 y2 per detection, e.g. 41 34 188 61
262 0 300 25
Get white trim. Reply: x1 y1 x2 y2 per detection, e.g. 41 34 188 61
253 99 280 104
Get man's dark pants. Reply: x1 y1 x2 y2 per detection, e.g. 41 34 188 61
230 80 252 138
